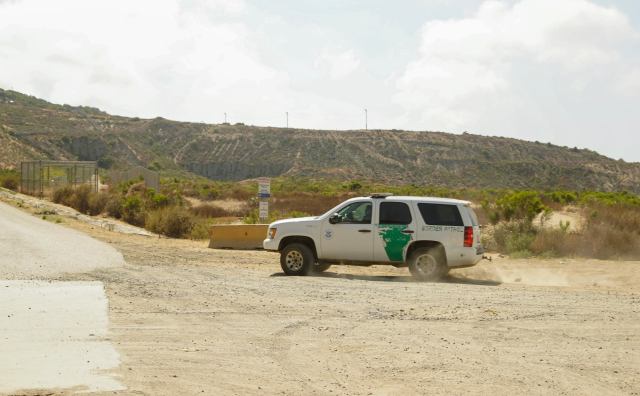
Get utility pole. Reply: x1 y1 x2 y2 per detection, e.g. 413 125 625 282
286 112 289 128
224 112 227 123
364 108 368 130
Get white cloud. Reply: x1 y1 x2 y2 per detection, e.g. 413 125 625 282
0 0 288 123
314 48 361 80
393 0 639 140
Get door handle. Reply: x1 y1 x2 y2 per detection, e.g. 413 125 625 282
401 229 415 234
358 229 372 233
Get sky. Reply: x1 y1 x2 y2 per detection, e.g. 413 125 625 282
0 0 639 162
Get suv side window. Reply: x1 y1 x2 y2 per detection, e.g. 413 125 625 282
418 203 463 226
379 202 412 225
336 201 372 224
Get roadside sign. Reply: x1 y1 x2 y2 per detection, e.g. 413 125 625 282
259 200 269 221
258 178 270 221
257 177 271 197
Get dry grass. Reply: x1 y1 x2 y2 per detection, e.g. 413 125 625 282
529 204 640 259
146 206 195 238
190 203 246 218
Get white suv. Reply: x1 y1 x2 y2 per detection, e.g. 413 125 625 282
263 194 483 280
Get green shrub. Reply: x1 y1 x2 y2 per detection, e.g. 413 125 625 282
493 220 536 254
496 191 548 221
122 196 144 226
189 219 212 240
545 191 577 205
579 191 640 206
146 206 195 238
150 193 169 209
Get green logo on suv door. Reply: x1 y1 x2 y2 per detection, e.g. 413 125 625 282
378 225 411 262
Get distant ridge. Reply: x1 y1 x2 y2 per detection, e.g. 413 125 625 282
1 87 638 192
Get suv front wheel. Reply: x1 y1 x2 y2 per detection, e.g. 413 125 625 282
408 247 448 281
280 243 315 276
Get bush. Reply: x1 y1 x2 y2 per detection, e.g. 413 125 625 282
105 197 123 219
496 191 548 222
149 193 169 209
52 186 75 206
122 196 144 226
70 185 92 214
189 219 212 240
88 192 110 216
493 220 536 255
1 174 18 190
146 206 195 238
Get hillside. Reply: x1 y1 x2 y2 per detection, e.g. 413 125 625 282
1 88 639 192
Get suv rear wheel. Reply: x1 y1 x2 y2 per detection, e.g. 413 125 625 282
280 243 314 276
408 247 448 281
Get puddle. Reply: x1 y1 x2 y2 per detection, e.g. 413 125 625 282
0 280 123 393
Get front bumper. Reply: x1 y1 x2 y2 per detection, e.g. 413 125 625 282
263 238 278 251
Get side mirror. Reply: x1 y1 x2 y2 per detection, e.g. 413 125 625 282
329 213 341 224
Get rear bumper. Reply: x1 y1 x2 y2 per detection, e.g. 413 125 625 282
447 245 483 268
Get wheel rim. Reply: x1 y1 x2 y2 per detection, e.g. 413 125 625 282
416 254 437 275
285 250 304 271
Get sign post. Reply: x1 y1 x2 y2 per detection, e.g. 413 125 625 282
257 177 271 223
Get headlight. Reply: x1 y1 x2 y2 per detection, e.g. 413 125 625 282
268 228 277 239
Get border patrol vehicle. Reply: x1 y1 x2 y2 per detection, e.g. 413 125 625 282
263 194 483 280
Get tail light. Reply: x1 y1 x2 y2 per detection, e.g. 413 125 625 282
464 226 474 247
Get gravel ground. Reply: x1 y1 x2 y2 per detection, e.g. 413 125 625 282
1 196 639 395
62 221 640 396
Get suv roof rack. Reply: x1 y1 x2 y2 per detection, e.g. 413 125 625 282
370 193 393 199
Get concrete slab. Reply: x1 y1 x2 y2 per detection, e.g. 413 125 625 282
0 280 123 393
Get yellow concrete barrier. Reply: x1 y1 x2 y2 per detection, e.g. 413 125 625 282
208 224 269 250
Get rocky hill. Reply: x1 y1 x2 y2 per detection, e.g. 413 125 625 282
1 88 639 192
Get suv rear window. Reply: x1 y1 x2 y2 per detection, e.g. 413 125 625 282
418 203 463 226
379 202 412 225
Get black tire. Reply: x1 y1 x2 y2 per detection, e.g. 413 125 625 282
313 262 332 273
280 243 315 276
408 247 448 281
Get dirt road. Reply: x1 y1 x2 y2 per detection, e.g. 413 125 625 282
57 221 637 395
0 201 125 394
1 196 639 395
0 201 124 278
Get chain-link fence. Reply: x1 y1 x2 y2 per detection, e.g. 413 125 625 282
109 166 159 191
20 160 98 197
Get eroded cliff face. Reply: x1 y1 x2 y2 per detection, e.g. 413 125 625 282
185 162 293 180
1 87 639 192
